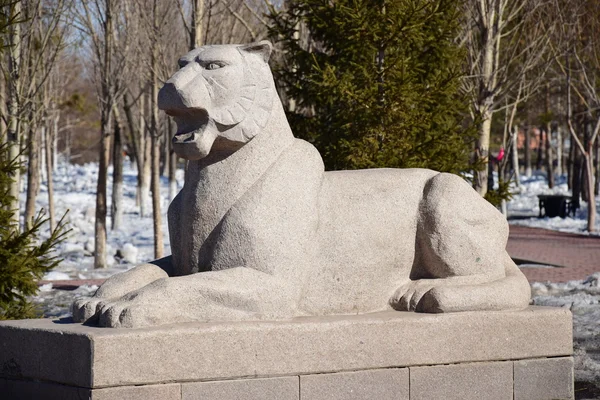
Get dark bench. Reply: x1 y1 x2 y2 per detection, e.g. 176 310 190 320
538 194 578 218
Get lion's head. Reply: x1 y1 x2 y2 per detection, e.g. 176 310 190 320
158 41 275 160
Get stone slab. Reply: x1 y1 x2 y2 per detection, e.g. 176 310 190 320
92 383 181 400
0 321 92 387
514 357 574 400
182 376 298 400
0 379 181 400
300 368 409 400
0 307 572 388
0 378 91 400
409 361 513 400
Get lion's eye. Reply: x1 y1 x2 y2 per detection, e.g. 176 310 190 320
206 62 223 70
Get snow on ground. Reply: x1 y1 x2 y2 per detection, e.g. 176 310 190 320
507 173 600 235
22 160 184 317
19 164 600 394
506 173 600 394
531 275 600 391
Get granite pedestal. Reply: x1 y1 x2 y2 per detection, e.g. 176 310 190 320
0 306 573 399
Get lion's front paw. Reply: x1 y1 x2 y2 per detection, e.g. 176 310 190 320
94 263 169 299
71 265 172 326
95 301 148 328
95 298 182 328
72 297 107 323
94 279 182 328
390 281 434 312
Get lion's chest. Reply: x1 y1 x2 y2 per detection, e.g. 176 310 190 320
170 169 279 275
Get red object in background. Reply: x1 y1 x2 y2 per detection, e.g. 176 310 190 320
497 147 505 162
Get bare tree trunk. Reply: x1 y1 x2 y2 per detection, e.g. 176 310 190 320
536 129 544 171
7 1 22 229
556 126 563 177
573 151 582 206
204 0 212 41
566 111 598 232
595 137 599 196
524 127 532 177
65 116 72 164
45 124 55 231
44 125 58 231
25 41 41 228
581 116 591 203
151 123 163 259
584 151 596 231
568 139 574 190
142 129 152 216
168 119 177 201
511 125 521 186
95 0 114 269
471 0 503 197
567 114 599 232
123 92 147 215
475 110 493 196
95 108 112 268
24 124 40 229
545 127 554 188
504 95 521 187
140 93 151 217
161 132 168 177
150 0 164 259
191 0 205 49
111 108 124 230
40 123 47 182
123 93 141 167
0 71 6 140
566 52 573 189
52 112 58 172
544 85 554 188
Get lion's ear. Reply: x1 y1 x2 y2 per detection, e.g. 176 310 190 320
239 40 272 63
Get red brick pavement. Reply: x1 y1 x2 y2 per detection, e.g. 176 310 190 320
507 225 600 283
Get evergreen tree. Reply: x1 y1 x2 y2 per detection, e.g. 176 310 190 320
0 144 69 320
0 2 70 320
268 0 477 174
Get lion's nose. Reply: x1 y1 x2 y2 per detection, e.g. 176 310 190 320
158 82 186 112
166 65 198 90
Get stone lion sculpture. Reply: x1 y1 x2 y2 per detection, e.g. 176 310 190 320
73 41 531 328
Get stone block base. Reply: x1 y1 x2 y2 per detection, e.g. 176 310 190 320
0 307 573 399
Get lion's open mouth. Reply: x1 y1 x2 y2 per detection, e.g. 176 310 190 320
167 108 210 144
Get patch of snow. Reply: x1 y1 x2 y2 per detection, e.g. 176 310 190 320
20 160 182 284
507 173 600 235
531 276 600 385
84 237 95 253
517 263 553 268
42 271 71 281
119 243 139 264
38 283 54 292
33 284 99 319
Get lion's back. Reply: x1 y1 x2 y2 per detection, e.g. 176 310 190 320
298 167 437 315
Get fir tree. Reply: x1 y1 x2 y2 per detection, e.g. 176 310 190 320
0 144 69 320
0 3 70 320
268 0 477 174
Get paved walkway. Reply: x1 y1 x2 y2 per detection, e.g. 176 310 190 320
507 225 600 283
